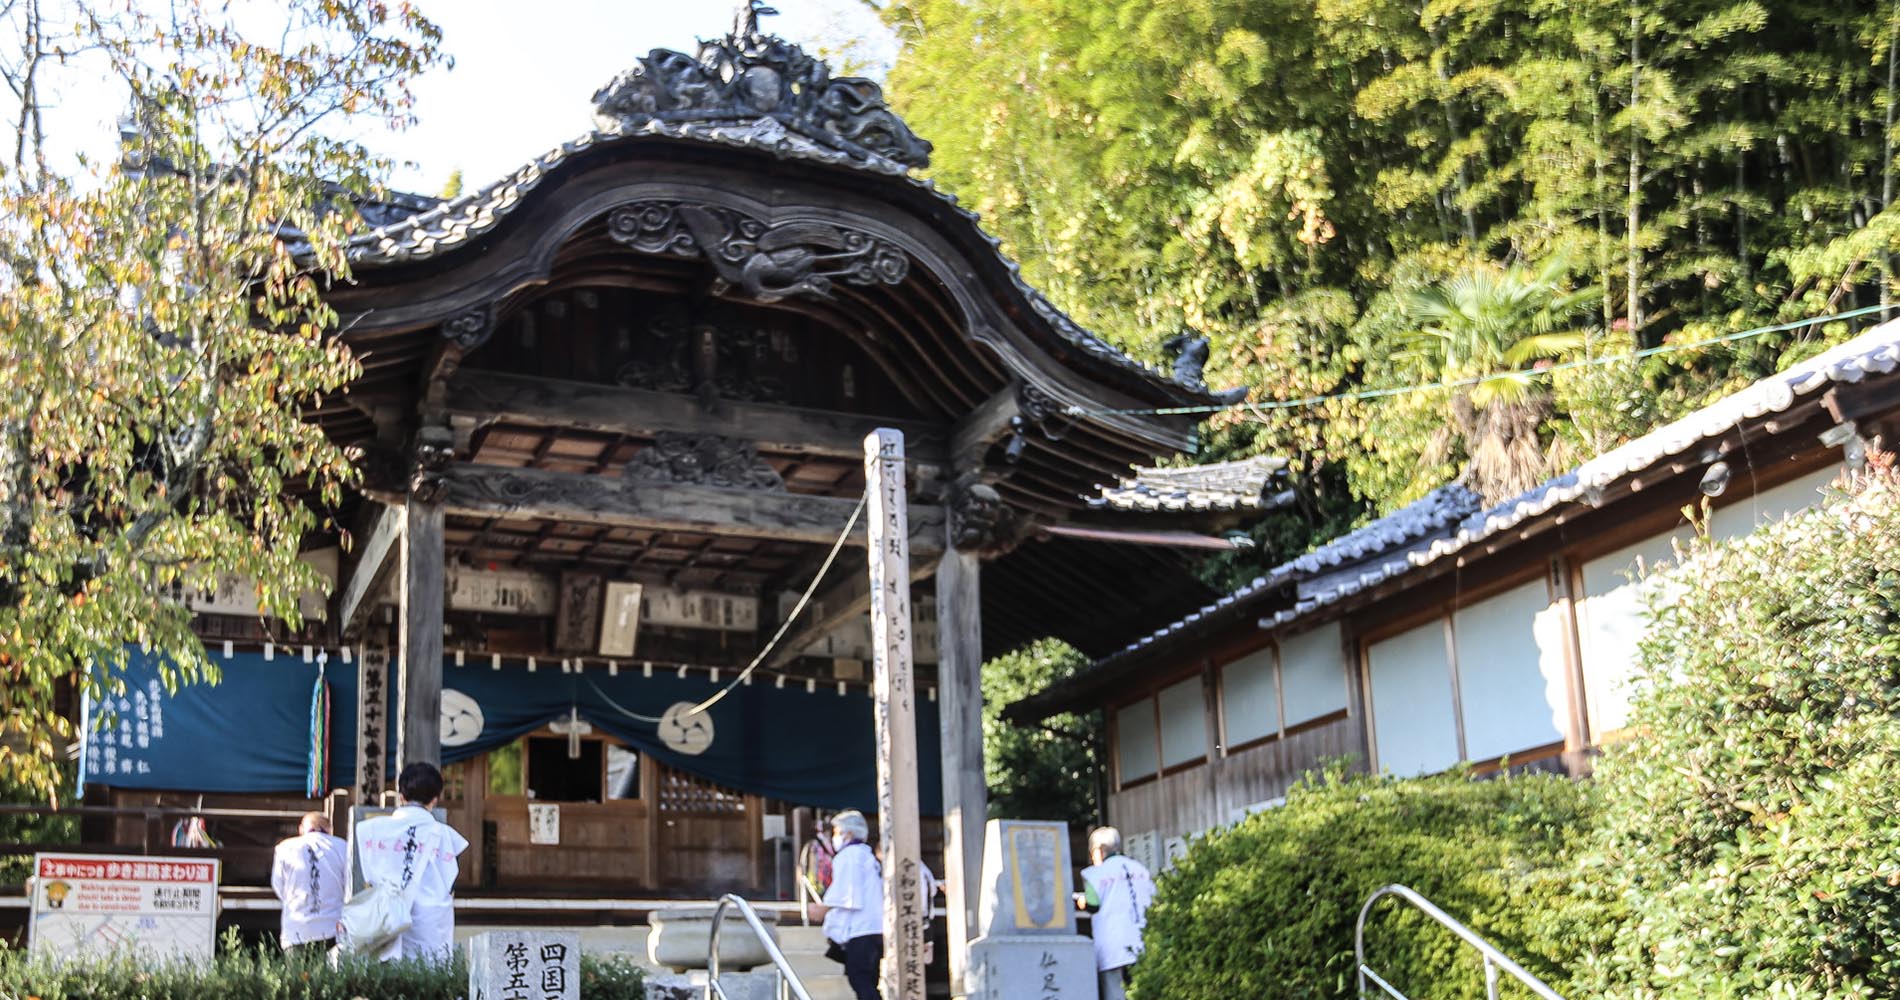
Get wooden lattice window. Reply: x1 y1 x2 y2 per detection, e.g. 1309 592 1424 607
439 762 470 805
657 768 746 815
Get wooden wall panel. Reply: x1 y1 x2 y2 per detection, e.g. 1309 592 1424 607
1106 712 1363 845
486 798 652 889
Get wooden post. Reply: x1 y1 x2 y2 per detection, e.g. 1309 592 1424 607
397 499 445 770
935 544 985 996
865 429 926 1000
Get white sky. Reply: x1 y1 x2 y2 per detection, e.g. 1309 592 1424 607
16 0 894 195
376 0 894 194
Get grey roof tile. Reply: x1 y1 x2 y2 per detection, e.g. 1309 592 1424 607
1082 317 1900 669
1090 455 1291 513
335 115 1215 402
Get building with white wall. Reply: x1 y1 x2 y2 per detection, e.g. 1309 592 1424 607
1008 323 1900 857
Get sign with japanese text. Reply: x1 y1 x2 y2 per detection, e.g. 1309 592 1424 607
528 803 561 846
29 852 219 962
357 644 390 797
469 930 579 1000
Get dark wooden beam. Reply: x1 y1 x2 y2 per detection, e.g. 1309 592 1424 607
1821 378 1900 426
398 499 445 769
765 551 939 669
443 370 947 463
935 543 984 994
437 463 946 557
336 502 404 639
950 386 1020 469
765 566 872 670
1039 522 1252 551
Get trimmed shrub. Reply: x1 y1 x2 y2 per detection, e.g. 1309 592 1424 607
1129 763 1593 1000
1571 466 1900 998
0 935 647 1000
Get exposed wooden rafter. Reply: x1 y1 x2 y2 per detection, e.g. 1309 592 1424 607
436 462 946 557
442 370 948 463
765 553 938 669
335 502 404 638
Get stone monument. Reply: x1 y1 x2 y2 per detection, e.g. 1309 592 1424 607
964 820 1098 1000
467 930 580 1000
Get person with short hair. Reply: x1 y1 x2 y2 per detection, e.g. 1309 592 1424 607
270 812 347 954
807 809 883 1000
350 763 468 963
1079 826 1155 1000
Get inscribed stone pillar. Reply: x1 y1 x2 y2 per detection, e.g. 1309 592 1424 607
467 930 579 1000
965 819 1098 1000
397 499 444 770
864 429 926 1000
936 544 986 997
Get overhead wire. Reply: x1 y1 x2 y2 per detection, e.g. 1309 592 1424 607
582 493 869 725
1061 303 1892 419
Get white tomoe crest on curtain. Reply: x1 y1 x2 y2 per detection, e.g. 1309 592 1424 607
439 688 486 747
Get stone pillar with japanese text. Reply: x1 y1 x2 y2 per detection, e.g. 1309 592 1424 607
864 429 927 1000
965 819 1098 1000
468 930 579 1000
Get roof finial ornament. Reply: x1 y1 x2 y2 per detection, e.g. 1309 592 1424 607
591 8 932 169
1162 330 1251 404
734 0 779 41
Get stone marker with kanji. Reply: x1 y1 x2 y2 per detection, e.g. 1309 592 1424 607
468 930 580 1000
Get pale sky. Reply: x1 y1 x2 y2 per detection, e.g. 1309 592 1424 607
16 0 895 195
375 0 895 194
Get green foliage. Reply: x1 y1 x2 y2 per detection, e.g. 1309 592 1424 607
0 937 647 1000
981 640 1098 828
1568 467 1900 998
0 765 76 884
1130 764 1594 1000
882 0 1900 546
0 0 444 797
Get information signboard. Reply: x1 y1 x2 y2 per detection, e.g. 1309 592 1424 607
29 852 219 962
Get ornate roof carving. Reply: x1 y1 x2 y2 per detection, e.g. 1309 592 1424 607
590 2 931 170
623 432 786 492
336 9 1247 410
606 201 909 304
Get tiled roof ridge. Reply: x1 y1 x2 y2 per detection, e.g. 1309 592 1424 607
336 116 1216 404
1089 317 1900 667
1090 455 1292 513
1090 482 1484 663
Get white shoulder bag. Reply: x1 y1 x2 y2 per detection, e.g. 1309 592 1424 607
338 823 419 955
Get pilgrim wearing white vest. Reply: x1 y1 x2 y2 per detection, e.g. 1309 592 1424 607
808 809 884 1000
1079 826 1156 1000
352 763 469 964
270 812 347 953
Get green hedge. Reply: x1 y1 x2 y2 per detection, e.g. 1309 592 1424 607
1568 468 1900 998
1129 764 1593 1000
0 936 646 1000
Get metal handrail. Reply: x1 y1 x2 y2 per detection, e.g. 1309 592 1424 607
709 893 814 1000
1355 884 1565 1000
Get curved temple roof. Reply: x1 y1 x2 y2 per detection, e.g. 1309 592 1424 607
340 15 1237 414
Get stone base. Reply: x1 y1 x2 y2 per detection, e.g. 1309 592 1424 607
966 934 1097 1000
647 905 780 973
644 968 784 1000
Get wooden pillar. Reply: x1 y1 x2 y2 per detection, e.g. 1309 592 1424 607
1550 555 1594 773
397 499 445 771
865 429 926 1000
935 544 985 997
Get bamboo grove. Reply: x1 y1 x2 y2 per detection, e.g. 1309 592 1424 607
880 0 1900 578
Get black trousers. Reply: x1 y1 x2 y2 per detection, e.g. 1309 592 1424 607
844 934 884 1000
